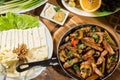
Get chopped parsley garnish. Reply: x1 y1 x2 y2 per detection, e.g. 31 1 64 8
54 6 61 12
103 34 108 38
67 60 73 65
92 34 99 39
91 34 99 42
106 39 111 44
78 44 84 49
110 55 115 62
90 27 96 32
73 64 80 71
68 51 73 58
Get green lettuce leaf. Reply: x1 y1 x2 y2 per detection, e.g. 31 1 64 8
0 12 39 31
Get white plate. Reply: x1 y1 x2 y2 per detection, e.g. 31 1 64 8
5 21 53 80
62 0 120 17
0 0 48 14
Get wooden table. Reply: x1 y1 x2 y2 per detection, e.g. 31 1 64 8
29 0 120 80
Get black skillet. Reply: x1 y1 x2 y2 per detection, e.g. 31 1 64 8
16 24 120 80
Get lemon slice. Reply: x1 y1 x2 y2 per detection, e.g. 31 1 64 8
80 0 102 12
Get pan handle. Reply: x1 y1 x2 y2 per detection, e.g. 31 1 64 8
16 57 59 72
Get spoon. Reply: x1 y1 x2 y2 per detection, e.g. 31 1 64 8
16 58 58 72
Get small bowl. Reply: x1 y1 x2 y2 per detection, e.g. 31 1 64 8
40 3 69 25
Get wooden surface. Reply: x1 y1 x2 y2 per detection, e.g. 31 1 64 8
29 0 120 80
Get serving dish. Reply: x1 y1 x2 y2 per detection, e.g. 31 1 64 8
4 21 53 80
61 0 120 17
0 0 48 14
17 24 120 80
0 13 53 80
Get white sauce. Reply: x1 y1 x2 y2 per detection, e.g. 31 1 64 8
44 5 56 19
